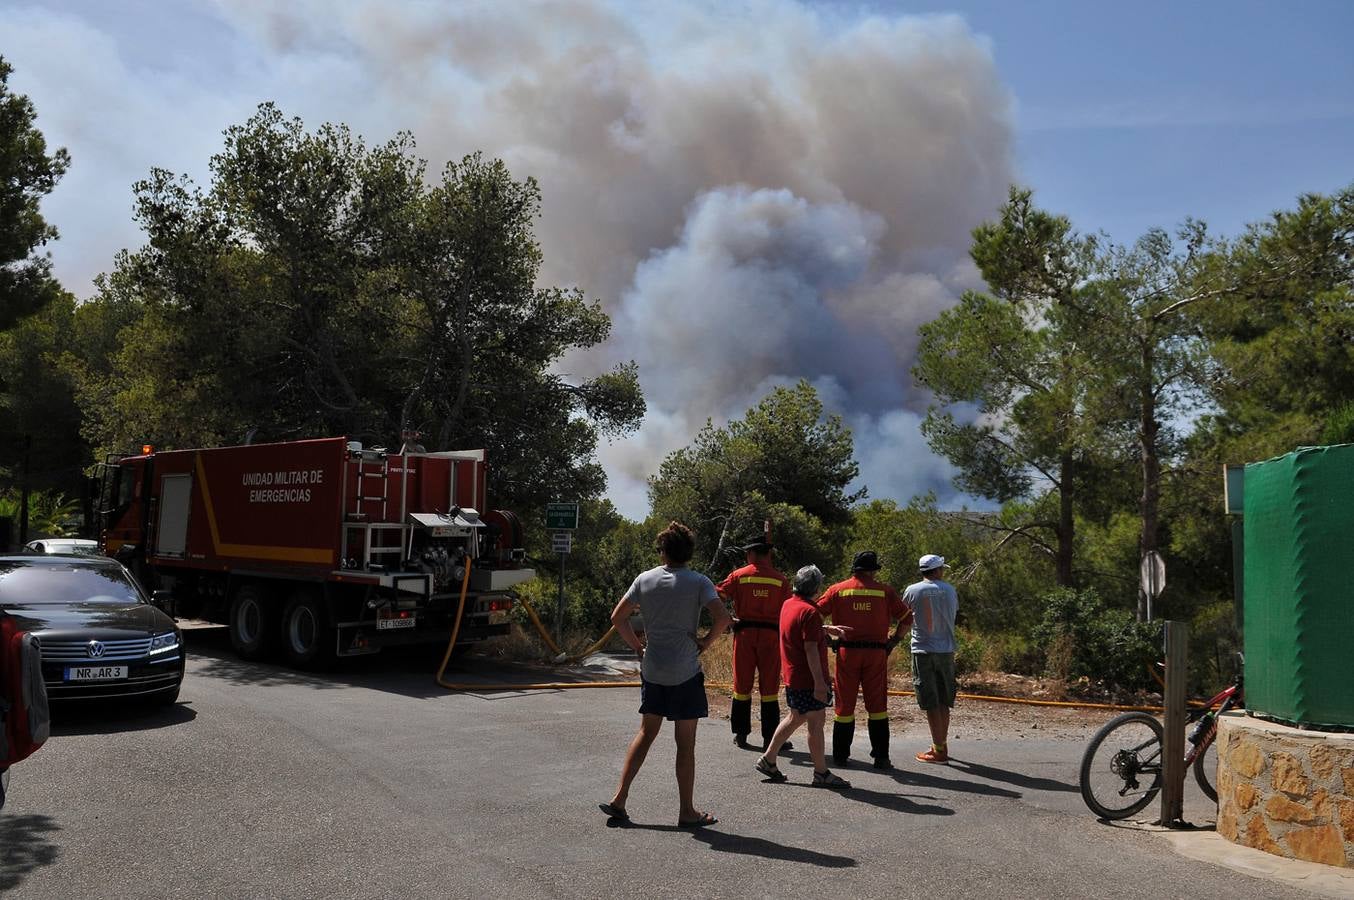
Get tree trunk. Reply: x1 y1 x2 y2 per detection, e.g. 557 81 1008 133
1056 447 1075 587
436 285 476 450
1137 343 1161 622
400 312 439 436
709 515 732 572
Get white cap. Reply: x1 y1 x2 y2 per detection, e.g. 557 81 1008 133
918 554 946 572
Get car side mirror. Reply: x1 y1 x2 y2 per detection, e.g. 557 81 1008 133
151 590 175 617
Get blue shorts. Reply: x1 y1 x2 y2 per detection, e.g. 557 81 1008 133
639 671 709 721
785 686 832 714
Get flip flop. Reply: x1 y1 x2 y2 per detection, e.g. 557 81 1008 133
677 812 718 828
598 802 630 823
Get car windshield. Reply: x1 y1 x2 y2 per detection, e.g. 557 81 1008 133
0 564 144 606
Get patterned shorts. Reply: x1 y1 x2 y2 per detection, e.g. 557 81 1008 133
785 686 833 714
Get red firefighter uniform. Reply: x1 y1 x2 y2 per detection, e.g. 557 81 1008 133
816 574 909 766
717 562 792 748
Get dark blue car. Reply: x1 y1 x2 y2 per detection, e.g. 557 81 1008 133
0 555 184 704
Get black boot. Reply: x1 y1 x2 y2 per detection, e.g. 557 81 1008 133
761 700 791 753
731 697 752 748
868 716 892 769
832 719 855 764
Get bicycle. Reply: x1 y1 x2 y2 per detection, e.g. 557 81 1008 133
1078 666 1244 819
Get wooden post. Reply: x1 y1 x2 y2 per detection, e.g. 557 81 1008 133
1160 620 1189 826
556 550 566 646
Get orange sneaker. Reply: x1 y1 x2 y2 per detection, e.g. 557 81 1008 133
916 747 949 764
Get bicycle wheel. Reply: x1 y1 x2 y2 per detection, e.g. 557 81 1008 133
1079 712 1164 819
1193 731 1219 803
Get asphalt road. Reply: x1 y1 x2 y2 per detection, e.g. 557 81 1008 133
0 627 1323 899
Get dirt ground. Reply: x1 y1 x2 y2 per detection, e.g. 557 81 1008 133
701 675 1112 743
480 629 1127 741
695 635 1119 741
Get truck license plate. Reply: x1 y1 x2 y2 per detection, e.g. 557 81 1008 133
65 665 128 681
376 617 416 631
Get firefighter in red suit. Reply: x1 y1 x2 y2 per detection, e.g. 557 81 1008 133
816 551 911 769
717 539 793 750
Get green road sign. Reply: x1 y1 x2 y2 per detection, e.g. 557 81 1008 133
545 501 579 530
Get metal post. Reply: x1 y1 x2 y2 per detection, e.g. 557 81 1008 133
556 551 566 645
1160 620 1189 826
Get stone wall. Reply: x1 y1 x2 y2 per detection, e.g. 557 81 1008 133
1217 712 1354 867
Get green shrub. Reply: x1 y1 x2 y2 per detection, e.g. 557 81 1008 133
982 631 1041 674
1032 587 1160 691
953 628 1041 675
954 628 986 676
1320 403 1354 445
1190 600 1242 693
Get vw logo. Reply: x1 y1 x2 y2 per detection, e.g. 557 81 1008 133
86 641 106 659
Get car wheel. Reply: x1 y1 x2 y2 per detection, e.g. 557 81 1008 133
229 583 278 660
281 590 333 669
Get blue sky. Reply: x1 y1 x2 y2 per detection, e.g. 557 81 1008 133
882 0 1354 243
4 0 1352 518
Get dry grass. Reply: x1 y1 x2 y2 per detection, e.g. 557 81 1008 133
478 624 1108 706
701 633 735 685
475 623 621 662
475 624 1110 739
478 623 742 679
1045 633 1077 684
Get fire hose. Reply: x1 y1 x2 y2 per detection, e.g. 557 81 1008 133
434 558 640 690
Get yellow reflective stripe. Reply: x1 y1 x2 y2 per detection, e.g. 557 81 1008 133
739 576 785 586
839 588 885 597
758 696 779 704
834 715 855 724
868 711 889 721
732 692 752 701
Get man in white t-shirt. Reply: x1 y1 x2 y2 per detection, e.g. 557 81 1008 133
599 521 731 828
902 554 959 764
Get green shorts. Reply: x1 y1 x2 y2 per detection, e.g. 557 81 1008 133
912 652 957 710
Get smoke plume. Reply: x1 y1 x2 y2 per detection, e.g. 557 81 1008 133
8 0 1015 516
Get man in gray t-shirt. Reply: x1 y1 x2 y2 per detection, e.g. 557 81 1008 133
623 564 719 686
902 554 960 764
902 573 959 655
600 521 730 829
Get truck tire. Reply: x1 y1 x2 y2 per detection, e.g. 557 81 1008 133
229 583 278 660
281 590 333 669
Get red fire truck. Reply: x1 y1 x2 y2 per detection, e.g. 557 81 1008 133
94 437 534 667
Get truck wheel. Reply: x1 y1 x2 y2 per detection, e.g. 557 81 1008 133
229 584 278 660
281 591 333 669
